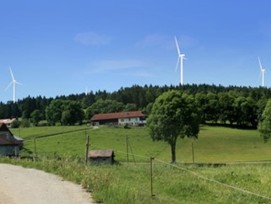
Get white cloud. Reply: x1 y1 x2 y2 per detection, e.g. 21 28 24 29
175 35 199 48
88 59 146 73
88 59 156 78
74 32 111 46
135 34 169 48
123 70 155 78
135 34 198 50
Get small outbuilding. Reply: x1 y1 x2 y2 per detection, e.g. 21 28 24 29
0 123 23 157
88 150 115 165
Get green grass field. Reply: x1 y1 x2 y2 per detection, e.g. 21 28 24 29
5 125 271 203
12 125 271 163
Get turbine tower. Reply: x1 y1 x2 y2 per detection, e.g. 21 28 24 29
258 57 266 87
175 36 186 85
5 67 22 103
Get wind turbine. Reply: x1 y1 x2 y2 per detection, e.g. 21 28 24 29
258 57 266 87
5 67 22 103
174 36 186 85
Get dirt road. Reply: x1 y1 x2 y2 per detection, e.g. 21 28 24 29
0 164 94 204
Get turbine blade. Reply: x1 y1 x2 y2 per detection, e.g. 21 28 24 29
5 81 13 91
9 67 15 81
174 36 181 55
258 56 263 70
15 81 23 86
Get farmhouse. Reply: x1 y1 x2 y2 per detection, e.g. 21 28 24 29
88 150 115 165
91 111 146 126
0 123 23 157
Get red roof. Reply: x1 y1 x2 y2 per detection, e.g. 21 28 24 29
91 111 145 121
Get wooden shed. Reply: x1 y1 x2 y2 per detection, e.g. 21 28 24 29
88 150 115 165
0 123 23 157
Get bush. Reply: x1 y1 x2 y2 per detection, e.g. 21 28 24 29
123 123 131 129
20 119 31 128
11 120 20 128
38 120 49 126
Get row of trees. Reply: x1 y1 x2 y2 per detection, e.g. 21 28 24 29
194 92 264 127
0 84 270 127
149 90 271 163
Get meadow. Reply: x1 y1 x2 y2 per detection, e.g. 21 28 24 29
2 125 271 203
12 125 271 163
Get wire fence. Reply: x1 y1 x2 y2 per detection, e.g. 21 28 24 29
91 146 271 201
21 131 271 202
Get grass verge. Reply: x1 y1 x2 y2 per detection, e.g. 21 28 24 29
1 156 271 203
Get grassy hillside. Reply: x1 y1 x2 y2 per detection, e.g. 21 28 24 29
5 125 271 203
11 125 271 163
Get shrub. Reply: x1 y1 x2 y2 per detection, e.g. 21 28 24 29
11 120 20 128
20 119 31 128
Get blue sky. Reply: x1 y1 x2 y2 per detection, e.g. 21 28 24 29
1 0 271 102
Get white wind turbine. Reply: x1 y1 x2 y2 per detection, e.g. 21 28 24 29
174 36 186 85
258 57 266 87
5 67 22 103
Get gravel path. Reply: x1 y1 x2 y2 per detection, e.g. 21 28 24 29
0 164 94 204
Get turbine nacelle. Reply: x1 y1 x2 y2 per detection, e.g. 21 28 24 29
179 53 186 59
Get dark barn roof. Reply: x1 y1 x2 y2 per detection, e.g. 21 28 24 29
91 111 145 122
0 123 12 132
0 123 23 145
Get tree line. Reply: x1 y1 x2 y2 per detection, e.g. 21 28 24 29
0 84 270 127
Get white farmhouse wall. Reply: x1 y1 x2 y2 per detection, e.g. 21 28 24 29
118 117 140 125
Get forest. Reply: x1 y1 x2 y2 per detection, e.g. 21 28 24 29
0 84 270 128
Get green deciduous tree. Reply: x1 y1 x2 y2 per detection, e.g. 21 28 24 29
258 99 271 142
218 92 235 124
30 109 43 126
85 99 124 119
123 103 137 111
205 92 219 123
46 99 65 125
61 101 84 125
147 90 200 163
46 99 84 125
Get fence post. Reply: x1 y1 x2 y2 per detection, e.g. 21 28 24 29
34 137 37 161
150 157 155 197
192 141 195 163
126 135 129 162
85 134 90 165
